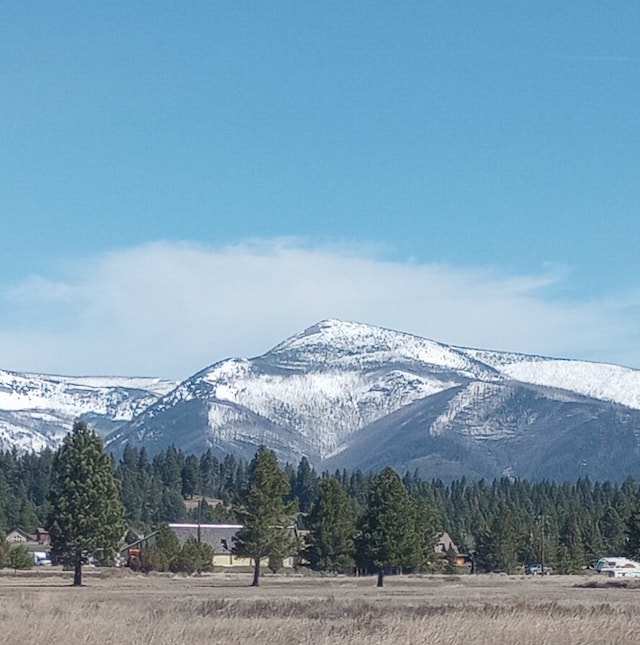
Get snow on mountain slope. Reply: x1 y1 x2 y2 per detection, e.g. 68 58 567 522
460 348 640 410
429 382 515 439
0 372 173 415
7 318 640 476
276 321 640 412
41 374 176 395
499 360 640 410
201 366 459 456
0 410 72 453
108 320 475 459
141 348 461 459
324 378 640 482
0 369 177 451
269 320 501 380
0 370 176 419
108 319 640 470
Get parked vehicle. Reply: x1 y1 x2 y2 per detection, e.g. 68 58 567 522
32 551 52 566
592 557 640 578
525 564 552 575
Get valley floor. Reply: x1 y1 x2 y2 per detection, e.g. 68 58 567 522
1 568 640 644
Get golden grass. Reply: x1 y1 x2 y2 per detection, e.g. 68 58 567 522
2 569 640 644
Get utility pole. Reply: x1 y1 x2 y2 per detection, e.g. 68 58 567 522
539 514 545 575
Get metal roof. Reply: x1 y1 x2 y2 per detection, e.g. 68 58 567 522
168 523 243 554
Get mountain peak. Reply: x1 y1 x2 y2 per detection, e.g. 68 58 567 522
106 320 640 481
6 321 640 482
267 319 490 378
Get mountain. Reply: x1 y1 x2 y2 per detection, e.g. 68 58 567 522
0 370 176 452
106 320 640 481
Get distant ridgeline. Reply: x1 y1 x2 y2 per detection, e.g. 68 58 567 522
3 444 640 575
8 321 640 484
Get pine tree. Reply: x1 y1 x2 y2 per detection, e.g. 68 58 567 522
157 487 187 522
174 536 213 574
306 477 355 572
626 510 640 560
17 500 39 533
483 505 527 573
408 497 438 572
559 514 587 573
0 531 9 567
47 421 126 586
600 507 627 554
181 455 200 500
8 544 33 570
290 457 319 515
232 447 298 586
356 467 423 587
117 444 146 526
139 523 180 572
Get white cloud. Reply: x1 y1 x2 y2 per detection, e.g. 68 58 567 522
0 239 639 378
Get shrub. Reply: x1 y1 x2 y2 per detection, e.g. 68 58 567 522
172 537 213 574
8 545 33 571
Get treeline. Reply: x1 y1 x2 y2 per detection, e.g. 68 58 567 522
3 445 640 574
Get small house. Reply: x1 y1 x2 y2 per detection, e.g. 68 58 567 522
169 523 247 567
169 523 297 569
121 523 297 569
33 528 50 545
434 532 471 569
6 528 33 545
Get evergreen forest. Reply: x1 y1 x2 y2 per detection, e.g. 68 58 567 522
2 444 640 575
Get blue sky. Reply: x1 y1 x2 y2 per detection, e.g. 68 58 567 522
1 2 639 378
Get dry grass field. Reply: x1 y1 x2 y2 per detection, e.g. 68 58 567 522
2 568 640 644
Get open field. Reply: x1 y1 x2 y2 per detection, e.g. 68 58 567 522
2 569 640 644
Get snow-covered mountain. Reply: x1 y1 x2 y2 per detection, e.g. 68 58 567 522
4 319 640 480
106 320 640 481
0 370 176 452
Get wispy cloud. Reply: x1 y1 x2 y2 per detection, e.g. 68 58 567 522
1 239 638 378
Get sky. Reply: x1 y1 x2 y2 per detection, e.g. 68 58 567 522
1 2 639 379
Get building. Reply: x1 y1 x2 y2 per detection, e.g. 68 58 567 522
121 523 297 569
434 532 471 569
6 527 49 546
6 528 32 545
169 523 251 567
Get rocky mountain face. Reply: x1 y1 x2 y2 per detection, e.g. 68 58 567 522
106 320 640 482
0 370 176 452
4 319 640 481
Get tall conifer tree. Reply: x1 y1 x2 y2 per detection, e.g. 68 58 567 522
47 421 126 586
356 467 423 587
232 447 298 586
475 505 526 573
306 477 355 572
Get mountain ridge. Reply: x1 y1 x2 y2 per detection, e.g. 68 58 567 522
0 369 176 452
108 319 640 480
3 319 640 481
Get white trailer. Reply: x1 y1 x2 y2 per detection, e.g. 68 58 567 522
593 557 640 578
32 551 52 566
